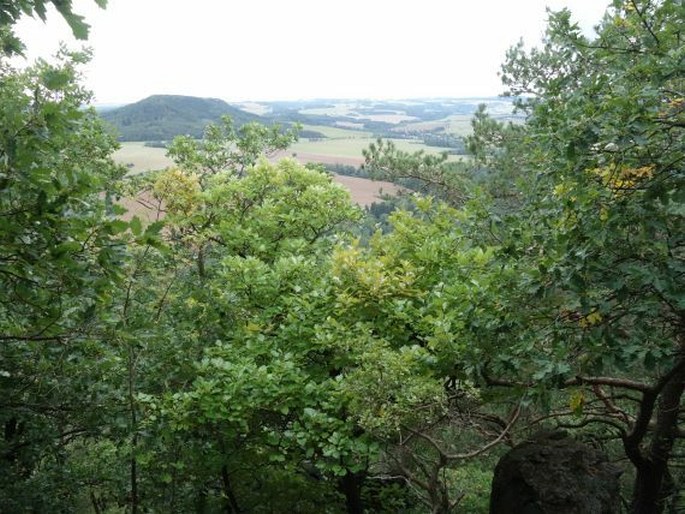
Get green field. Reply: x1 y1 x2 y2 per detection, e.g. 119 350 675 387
114 134 461 176
395 114 475 136
113 142 173 174
297 124 462 163
291 136 462 163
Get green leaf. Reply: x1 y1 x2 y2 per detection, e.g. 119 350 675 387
129 216 142 237
108 219 129 234
42 69 71 90
58 12 90 40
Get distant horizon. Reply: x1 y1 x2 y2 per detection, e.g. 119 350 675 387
93 93 514 109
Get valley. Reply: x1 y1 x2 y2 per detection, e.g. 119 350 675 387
107 96 513 205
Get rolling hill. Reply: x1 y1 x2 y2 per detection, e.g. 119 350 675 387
100 94 262 141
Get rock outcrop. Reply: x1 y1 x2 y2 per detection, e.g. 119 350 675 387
490 432 622 514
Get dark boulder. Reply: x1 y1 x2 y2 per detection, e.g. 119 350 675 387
490 431 622 514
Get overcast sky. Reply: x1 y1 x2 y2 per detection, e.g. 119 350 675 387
15 0 608 105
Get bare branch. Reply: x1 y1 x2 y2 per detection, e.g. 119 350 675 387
402 403 522 463
591 384 634 424
566 375 651 392
448 403 523 460
629 0 661 47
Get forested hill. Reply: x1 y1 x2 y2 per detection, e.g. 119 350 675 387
100 94 262 141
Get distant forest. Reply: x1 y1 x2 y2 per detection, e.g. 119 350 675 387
100 95 515 151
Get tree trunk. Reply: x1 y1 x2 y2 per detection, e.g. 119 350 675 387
128 342 139 514
631 362 685 514
130 451 138 514
197 244 205 280
3 418 19 463
339 471 365 514
221 464 241 514
195 483 208 514
90 490 103 514
428 477 451 514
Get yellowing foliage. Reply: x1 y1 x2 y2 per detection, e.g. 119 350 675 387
589 163 654 192
569 390 585 415
152 167 201 216
579 311 603 328
331 244 419 301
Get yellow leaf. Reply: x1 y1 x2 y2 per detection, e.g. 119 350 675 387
570 390 585 415
246 322 261 333
579 311 602 328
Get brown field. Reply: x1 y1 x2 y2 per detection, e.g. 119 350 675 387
273 150 364 167
116 173 398 224
271 151 402 206
117 191 164 223
331 174 402 207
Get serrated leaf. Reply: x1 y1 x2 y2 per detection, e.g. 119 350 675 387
110 203 127 215
145 221 165 236
42 69 71 90
52 240 81 257
108 219 128 234
59 12 90 40
129 216 142 236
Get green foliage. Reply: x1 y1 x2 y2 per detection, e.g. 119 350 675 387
0 0 106 55
0 46 138 510
421 132 466 153
361 3 684 511
472 2 685 510
166 115 300 180
363 138 471 205
494 0 684 382
137 121 367 510
0 52 126 340
450 463 493 513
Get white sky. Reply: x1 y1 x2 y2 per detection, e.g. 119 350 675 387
14 0 608 105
